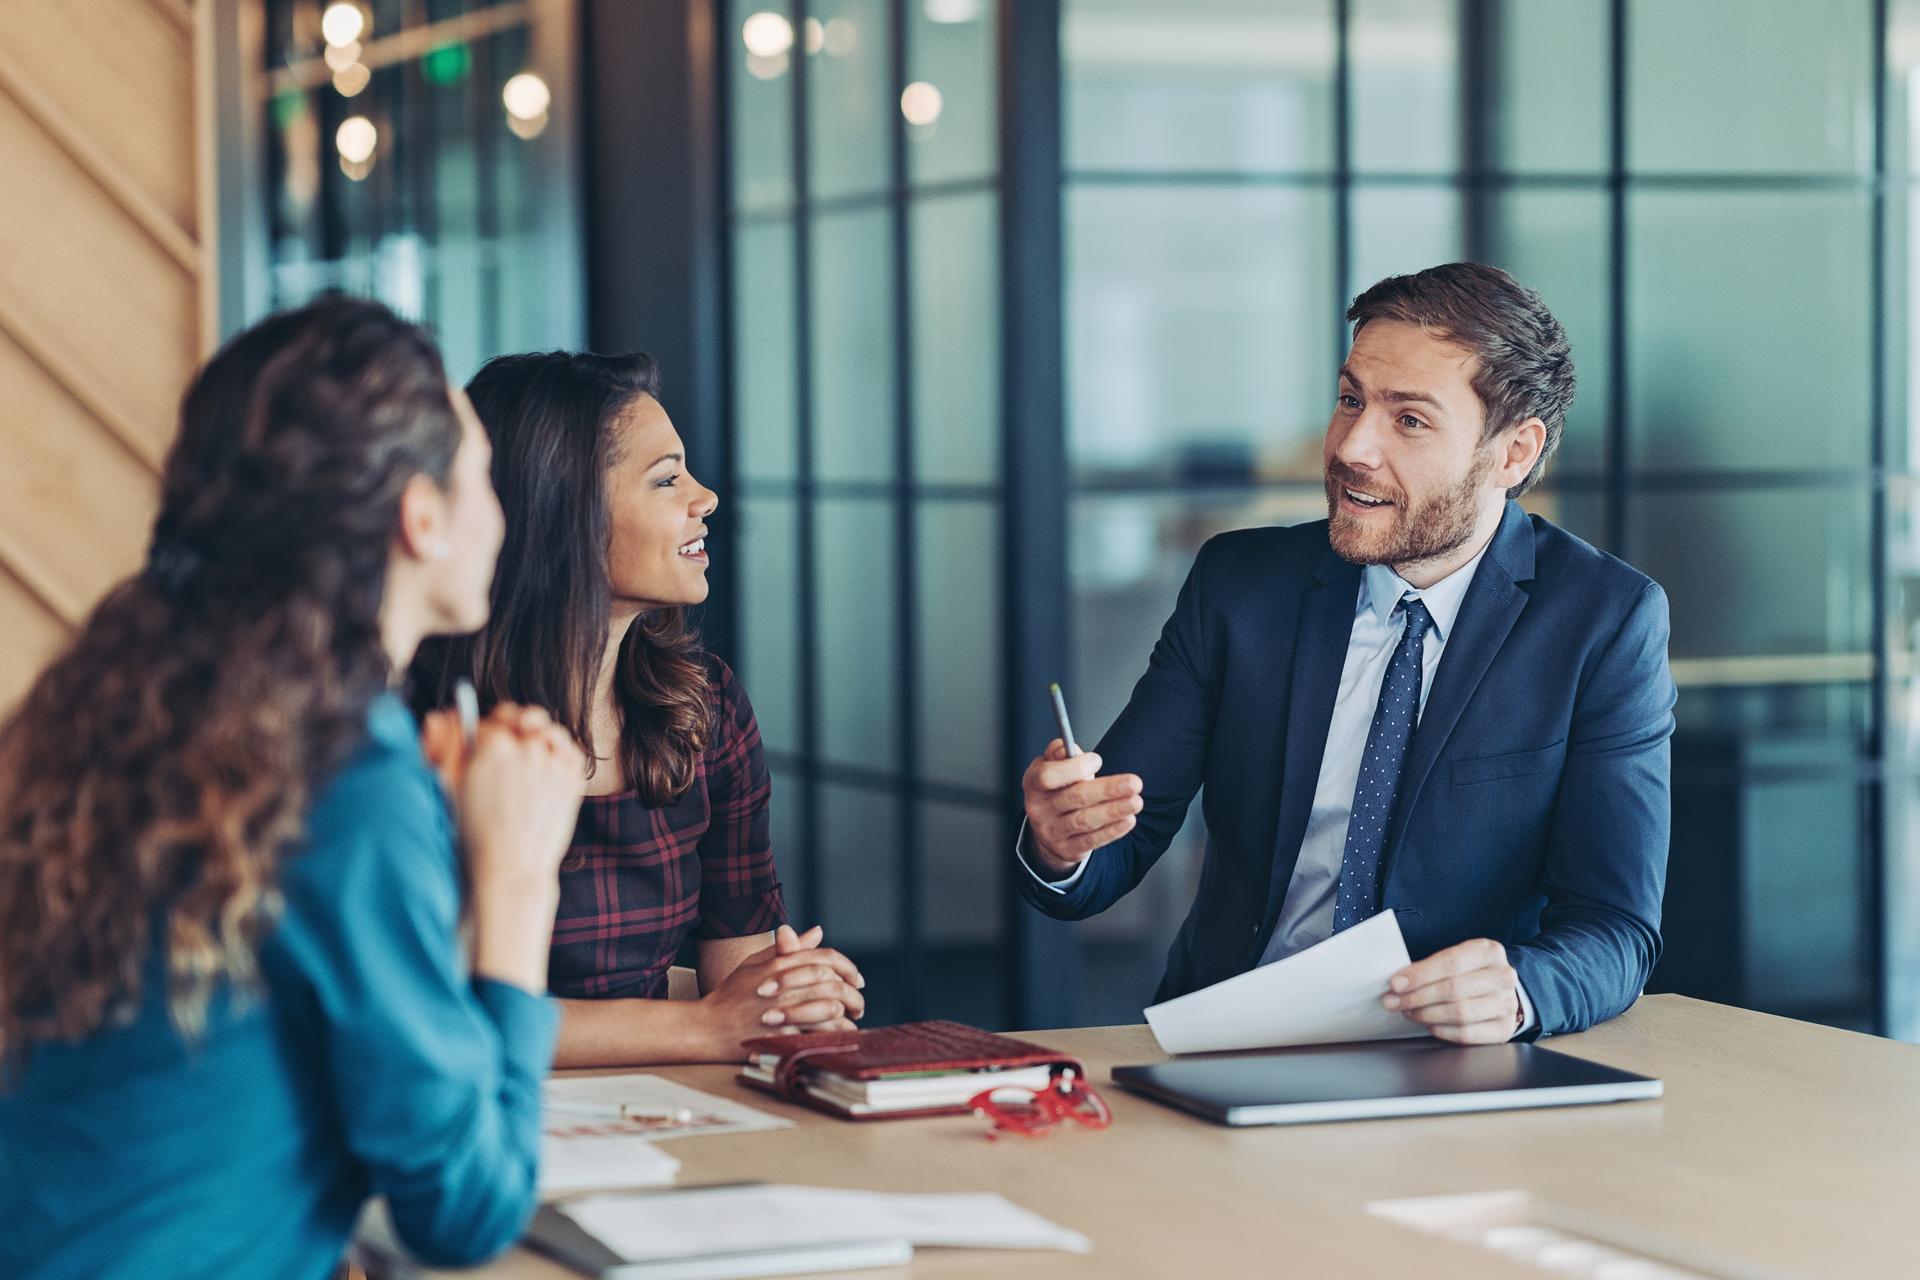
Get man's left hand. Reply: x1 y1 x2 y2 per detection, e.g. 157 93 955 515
1383 938 1519 1044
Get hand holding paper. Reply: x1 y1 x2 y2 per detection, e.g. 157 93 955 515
1144 910 1429 1055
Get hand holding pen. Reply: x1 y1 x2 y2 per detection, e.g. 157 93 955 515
1018 683 1144 880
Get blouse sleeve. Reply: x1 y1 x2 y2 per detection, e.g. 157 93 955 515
268 749 556 1268
693 658 789 939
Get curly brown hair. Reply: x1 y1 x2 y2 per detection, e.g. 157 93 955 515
0 295 462 1060
410 352 711 810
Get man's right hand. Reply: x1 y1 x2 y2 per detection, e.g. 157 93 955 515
1019 738 1144 879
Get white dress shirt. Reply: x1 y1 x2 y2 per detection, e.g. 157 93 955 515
1023 539 1538 1037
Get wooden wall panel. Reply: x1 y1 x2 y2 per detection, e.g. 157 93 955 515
0 574 71 712
0 0 205 710
0 0 198 237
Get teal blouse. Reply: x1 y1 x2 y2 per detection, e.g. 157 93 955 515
0 692 557 1279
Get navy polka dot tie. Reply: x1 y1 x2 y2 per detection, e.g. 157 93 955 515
1332 595 1433 934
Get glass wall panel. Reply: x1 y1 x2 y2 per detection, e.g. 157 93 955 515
733 221 800 482
906 0 998 185
1487 0 1607 174
1626 488 1872 661
1627 192 1872 473
1628 0 1873 176
738 496 802 756
1067 186 1336 483
1062 0 1337 174
909 194 1001 485
810 207 897 481
815 498 900 770
728 0 796 211
914 501 1002 790
806 0 893 200
1349 0 1461 175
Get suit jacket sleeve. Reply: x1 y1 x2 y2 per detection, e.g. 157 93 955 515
1017 537 1221 920
1509 578 1675 1037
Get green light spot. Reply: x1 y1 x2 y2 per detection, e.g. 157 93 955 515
270 90 307 128
422 43 472 85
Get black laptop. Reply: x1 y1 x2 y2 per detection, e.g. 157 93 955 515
1112 1041 1661 1127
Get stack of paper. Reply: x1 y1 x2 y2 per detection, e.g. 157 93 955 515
1144 909 1428 1054
532 1184 1090 1278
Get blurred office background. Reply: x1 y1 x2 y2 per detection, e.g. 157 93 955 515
4 0 1920 1040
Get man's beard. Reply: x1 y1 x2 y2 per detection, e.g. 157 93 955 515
1324 450 1493 569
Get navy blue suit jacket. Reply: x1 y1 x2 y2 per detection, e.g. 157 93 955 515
1020 502 1675 1037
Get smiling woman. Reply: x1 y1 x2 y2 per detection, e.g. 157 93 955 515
411 351 868 1070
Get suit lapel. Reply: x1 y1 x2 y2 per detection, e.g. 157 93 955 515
1381 502 1536 868
1262 545 1360 932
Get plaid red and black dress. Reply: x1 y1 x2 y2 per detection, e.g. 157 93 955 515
547 656 788 999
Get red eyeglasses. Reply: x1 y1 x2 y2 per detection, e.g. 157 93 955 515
968 1068 1112 1140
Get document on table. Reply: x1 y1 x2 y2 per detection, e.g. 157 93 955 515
554 1184 1092 1261
540 1075 791 1195
1144 909 1428 1054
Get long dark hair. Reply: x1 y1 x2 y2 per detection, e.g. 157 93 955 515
0 296 462 1057
411 352 711 808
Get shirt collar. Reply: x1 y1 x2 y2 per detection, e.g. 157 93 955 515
1359 539 1492 643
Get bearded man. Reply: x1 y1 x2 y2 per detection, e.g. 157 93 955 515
1017 262 1675 1042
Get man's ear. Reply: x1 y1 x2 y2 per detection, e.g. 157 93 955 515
1495 417 1547 490
395 472 450 562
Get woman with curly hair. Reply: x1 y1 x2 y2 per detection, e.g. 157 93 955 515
412 352 865 1066
0 296 586 1278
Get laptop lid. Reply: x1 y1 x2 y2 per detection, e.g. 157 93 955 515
1111 1042 1661 1127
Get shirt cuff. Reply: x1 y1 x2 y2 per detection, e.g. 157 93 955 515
1014 817 1089 894
471 976 560 1077
1510 976 1540 1040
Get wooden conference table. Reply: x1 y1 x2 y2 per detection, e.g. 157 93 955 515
393 995 1919 1279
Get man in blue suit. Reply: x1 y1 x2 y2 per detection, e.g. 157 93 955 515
1019 262 1673 1043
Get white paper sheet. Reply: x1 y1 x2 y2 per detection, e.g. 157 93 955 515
540 1076 790 1194
543 1074 792 1142
1143 909 1429 1054
558 1185 1091 1262
540 1131 681 1195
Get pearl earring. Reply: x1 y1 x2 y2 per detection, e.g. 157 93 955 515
432 542 450 560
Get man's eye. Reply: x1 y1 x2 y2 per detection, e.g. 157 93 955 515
1339 394 1361 410
1400 415 1426 431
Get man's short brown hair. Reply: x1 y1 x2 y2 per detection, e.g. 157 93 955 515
1346 262 1575 499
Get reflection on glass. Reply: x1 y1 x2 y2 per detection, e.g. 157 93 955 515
1488 0 1607 173
910 193 1000 485
1348 184 1464 302
1518 486 1606 551
1628 192 1871 471
1067 185 1335 482
919 800 1008 1028
262 12 579 373
733 221 800 481
915 501 1002 790
1739 775 1868 1014
1350 0 1461 175
816 498 900 769
907 0 996 184
738 496 802 756
730 0 796 210
1484 190 1609 475
1891 772 1920 1040
769 765 810 921
1626 487 1870 660
1628 0 1872 176
806 0 892 199
1062 0 1335 174
809 207 896 481
1070 492 1325 738
1890 2 1920 177
819 781 901 951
